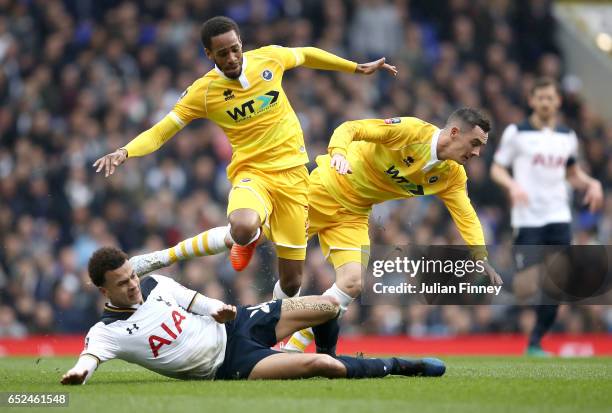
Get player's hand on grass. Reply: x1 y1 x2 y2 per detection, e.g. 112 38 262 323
330 154 352 175
211 304 237 323
355 57 397 76
482 260 503 286
583 180 603 213
93 148 128 177
509 183 528 207
60 369 88 385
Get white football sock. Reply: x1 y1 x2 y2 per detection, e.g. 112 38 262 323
284 283 354 352
272 280 301 300
129 226 229 276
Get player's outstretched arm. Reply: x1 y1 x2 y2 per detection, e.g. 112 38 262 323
187 292 236 324
93 113 184 177
93 148 128 178
60 369 88 385
297 47 397 76
210 304 237 323
60 355 98 385
566 164 604 213
355 57 397 76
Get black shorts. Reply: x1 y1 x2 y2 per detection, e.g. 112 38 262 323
513 223 571 271
214 300 282 380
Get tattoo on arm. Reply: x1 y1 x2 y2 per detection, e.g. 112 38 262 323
281 297 339 315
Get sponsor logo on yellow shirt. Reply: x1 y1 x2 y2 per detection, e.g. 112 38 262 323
226 90 280 122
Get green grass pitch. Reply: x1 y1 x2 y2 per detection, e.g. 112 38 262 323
1 356 610 413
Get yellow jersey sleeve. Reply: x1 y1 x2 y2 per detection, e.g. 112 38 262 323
436 167 488 259
172 78 210 123
297 47 357 73
262 46 357 73
328 117 432 156
258 45 305 70
123 113 185 158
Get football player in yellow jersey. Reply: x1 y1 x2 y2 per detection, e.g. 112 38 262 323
283 108 504 352
131 108 506 354
93 16 397 301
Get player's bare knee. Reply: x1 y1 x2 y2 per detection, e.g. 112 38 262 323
338 276 362 297
336 264 362 298
229 211 260 245
309 354 344 377
279 277 301 297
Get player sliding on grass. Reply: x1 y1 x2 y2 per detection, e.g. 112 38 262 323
93 16 397 304
60 247 445 384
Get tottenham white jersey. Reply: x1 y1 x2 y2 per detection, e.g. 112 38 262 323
81 275 227 380
494 119 578 227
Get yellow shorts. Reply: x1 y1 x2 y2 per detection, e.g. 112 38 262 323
228 166 309 260
308 168 370 269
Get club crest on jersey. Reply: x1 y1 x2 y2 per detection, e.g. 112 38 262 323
428 176 439 184
261 69 273 81
384 117 401 124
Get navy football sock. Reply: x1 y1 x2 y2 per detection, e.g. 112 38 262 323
529 305 558 347
336 356 394 379
312 314 340 356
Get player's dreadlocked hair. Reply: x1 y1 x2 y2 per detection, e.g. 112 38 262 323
447 108 491 134
200 16 240 50
88 247 128 287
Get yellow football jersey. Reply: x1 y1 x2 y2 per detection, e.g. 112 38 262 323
172 45 308 179
123 46 357 180
316 117 485 247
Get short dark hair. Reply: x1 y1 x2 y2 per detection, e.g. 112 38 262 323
531 77 560 96
200 16 240 50
88 247 128 287
447 108 491 133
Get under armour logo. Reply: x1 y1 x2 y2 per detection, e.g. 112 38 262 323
126 323 139 335
156 296 172 307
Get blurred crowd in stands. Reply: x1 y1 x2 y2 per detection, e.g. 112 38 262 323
0 0 611 338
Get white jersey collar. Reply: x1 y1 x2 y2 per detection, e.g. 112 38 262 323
422 128 441 172
214 54 250 89
106 301 141 310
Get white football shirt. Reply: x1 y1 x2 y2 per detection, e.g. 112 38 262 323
80 274 227 379
494 119 578 227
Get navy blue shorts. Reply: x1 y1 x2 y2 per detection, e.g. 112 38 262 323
214 300 282 380
514 223 571 271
